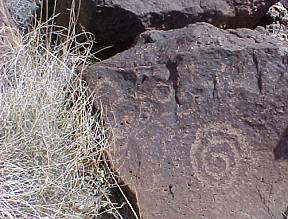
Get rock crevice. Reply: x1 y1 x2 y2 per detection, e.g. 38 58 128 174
45 0 278 59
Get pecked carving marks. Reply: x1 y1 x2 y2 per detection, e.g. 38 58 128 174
83 23 288 219
190 122 253 188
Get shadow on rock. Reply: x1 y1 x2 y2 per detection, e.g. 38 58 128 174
274 126 288 160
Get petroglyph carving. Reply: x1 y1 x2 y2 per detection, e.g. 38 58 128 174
190 122 251 188
151 83 173 103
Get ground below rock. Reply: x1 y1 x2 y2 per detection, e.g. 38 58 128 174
49 0 278 59
83 22 288 219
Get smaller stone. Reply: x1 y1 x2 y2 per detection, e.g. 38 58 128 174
267 2 288 23
263 2 288 41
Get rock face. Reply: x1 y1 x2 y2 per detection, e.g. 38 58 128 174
83 23 288 219
6 0 40 31
281 0 288 8
52 0 278 58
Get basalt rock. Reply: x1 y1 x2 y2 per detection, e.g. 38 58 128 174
83 23 288 219
52 0 278 58
281 0 288 8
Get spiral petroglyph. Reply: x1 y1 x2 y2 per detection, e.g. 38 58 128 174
190 123 251 188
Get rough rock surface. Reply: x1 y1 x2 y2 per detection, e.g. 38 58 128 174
6 0 40 31
281 0 288 8
83 23 288 219
260 2 288 41
52 0 278 58
266 2 288 24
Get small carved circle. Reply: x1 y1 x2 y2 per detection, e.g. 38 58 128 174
151 83 172 103
190 122 251 188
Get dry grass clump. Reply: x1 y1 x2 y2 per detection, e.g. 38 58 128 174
0 12 119 219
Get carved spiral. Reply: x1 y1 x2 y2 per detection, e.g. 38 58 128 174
190 123 250 188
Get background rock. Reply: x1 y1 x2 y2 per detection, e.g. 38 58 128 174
266 2 288 24
51 0 278 58
83 23 288 219
6 0 41 31
261 2 288 42
281 0 288 8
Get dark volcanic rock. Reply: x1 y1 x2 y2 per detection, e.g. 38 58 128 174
281 0 288 8
83 23 288 219
53 0 278 58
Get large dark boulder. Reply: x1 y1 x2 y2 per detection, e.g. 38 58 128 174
83 23 288 219
53 0 278 58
